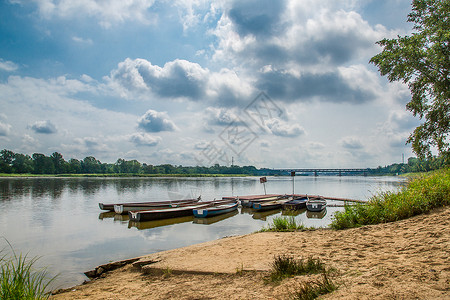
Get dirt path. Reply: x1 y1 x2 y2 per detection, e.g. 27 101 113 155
52 207 450 299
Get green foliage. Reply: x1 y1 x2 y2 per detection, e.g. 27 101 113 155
259 216 306 232
0 242 54 300
270 255 326 282
330 168 450 229
370 0 450 159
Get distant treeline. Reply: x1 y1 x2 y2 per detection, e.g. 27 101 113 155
0 149 447 176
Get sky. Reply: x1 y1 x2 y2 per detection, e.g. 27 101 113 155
0 0 420 168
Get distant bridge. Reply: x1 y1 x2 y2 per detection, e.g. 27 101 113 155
274 168 370 176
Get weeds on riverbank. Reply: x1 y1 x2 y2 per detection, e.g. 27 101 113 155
269 255 325 282
269 255 337 298
0 241 54 300
330 168 450 229
292 271 337 300
259 216 306 232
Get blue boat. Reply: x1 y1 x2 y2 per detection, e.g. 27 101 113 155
193 201 239 218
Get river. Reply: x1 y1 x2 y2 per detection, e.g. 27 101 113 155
0 175 404 289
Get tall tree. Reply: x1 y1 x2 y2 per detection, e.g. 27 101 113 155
0 149 15 173
370 0 450 159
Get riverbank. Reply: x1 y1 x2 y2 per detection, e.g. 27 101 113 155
51 205 449 299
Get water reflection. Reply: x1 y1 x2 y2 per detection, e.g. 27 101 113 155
193 210 239 225
252 209 280 220
128 215 195 230
306 209 327 219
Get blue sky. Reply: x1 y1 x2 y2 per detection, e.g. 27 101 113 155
0 0 419 168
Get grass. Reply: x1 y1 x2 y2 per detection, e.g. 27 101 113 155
292 271 337 300
0 241 54 300
269 255 337 299
269 255 326 282
330 168 450 229
259 216 307 232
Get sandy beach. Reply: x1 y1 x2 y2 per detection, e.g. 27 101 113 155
52 206 450 299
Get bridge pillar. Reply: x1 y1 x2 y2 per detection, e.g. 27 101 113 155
314 171 318 177
339 170 341 176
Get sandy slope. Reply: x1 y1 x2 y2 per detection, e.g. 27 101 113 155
52 207 450 299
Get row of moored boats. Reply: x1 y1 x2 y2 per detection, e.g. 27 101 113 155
99 194 327 222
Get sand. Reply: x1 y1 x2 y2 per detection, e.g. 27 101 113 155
51 207 450 299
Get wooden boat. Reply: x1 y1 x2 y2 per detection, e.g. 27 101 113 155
193 201 238 218
238 194 288 208
128 199 233 222
306 197 327 212
98 197 200 213
281 196 308 210
252 199 289 211
114 197 201 214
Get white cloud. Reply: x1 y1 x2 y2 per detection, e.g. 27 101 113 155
129 132 161 147
72 36 93 45
265 118 305 137
0 59 18 72
137 110 178 133
23 0 157 28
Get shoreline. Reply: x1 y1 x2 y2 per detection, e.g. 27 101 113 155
51 206 450 299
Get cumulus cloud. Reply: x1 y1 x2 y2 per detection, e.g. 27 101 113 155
129 132 161 146
108 58 208 99
137 110 177 133
29 120 57 134
265 118 305 137
340 136 364 149
0 59 18 72
107 58 254 106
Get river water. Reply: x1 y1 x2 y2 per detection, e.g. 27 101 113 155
0 176 404 289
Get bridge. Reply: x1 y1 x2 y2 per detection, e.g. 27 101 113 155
273 168 370 176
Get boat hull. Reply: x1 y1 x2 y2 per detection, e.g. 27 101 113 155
282 197 308 210
193 202 238 218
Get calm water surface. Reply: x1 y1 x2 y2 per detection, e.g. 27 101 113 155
0 176 405 289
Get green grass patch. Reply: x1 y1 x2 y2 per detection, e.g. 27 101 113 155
330 168 450 229
269 255 326 282
292 272 337 300
1 241 55 300
259 216 307 232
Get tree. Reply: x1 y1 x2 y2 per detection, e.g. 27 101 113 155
370 0 450 159
32 153 55 174
51 152 67 174
0 149 15 173
12 153 33 173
